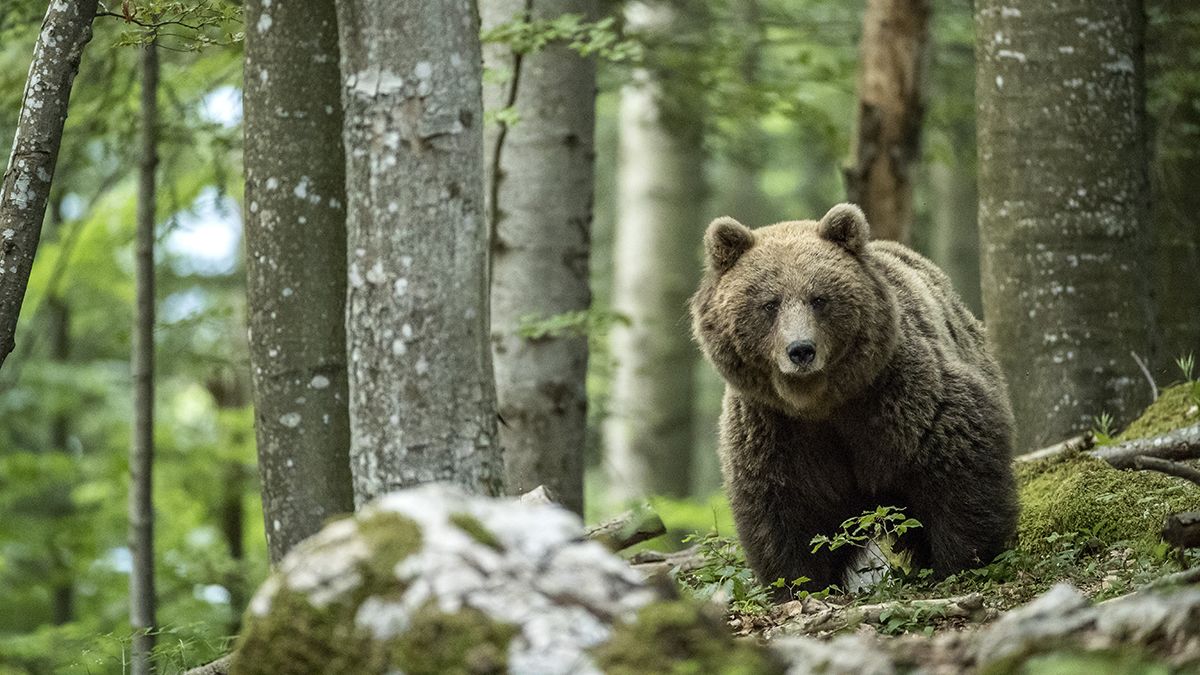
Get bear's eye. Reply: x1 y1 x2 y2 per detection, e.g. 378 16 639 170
760 298 780 315
810 296 828 310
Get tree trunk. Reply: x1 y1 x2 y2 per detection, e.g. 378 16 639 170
481 0 596 515
1146 0 1200 374
46 292 75 625
336 0 502 505
244 0 356 563
130 36 158 675
976 0 1155 451
605 1 705 501
845 0 930 243
0 0 98 371
928 154 981 314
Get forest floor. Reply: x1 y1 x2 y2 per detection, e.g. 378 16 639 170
658 379 1200 646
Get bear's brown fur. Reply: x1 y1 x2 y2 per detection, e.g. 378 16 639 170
690 203 1018 594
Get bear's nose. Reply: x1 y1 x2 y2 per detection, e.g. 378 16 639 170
787 340 816 366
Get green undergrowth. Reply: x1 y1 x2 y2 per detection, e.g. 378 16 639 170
670 383 1200 638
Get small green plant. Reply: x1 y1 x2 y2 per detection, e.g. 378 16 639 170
677 531 773 615
810 506 923 577
1092 411 1116 444
1178 353 1196 383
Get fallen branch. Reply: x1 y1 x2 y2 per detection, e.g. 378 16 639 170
1090 423 1200 468
1132 455 1200 486
628 544 705 577
586 506 666 552
777 593 989 636
182 655 232 675
1163 512 1200 550
1016 432 1094 463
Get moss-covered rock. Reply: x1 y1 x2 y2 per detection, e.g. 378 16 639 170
1016 384 1200 554
1016 452 1200 553
1115 382 1200 442
230 484 685 674
592 600 785 675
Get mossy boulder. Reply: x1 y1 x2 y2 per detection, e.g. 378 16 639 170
1017 383 1200 554
231 484 780 674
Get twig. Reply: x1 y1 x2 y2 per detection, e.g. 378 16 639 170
95 10 202 31
1132 455 1200 486
1131 351 1159 401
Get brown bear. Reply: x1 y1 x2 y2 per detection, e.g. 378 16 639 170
690 203 1018 595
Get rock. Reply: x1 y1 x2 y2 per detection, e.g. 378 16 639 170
231 484 781 675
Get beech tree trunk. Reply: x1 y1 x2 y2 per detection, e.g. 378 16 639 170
0 0 98 372
605 1 705 501
336 0 502 505
130 37 158 675
976 0 1155 451
929 153 981 314
244 0 355 563
482 0 596 515
845 0 930 243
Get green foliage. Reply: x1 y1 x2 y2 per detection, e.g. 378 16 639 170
483 14 642 62
810 506 923 576
677 531 773 616
1178 353 1196 383
104 1 244 51
1091 411 1116 445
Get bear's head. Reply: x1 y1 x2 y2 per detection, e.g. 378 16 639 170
690 203 899 419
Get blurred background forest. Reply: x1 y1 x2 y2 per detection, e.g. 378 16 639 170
0 0 1198 672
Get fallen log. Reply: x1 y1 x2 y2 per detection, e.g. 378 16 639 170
182 655 232 675
628 544 705 577
1090 423 1200 468
1133 455 1200 486
1016 433 1094 463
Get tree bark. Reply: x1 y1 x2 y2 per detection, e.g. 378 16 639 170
976 0 1156 451
336 0 502 505
845 0 930 243
604 1 706 501
244 0 356 564
928 151 982 315
482 0 596 515
0 0 98 372
130 36 158 675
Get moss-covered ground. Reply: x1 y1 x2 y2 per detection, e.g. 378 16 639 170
669 381 1200 640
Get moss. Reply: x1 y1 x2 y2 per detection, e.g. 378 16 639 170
592 601 785 675
450 512 503 551
232 513 424 675
356 511 423 582
1017 452 1200 554
1116 382 1200 442
391 604 518 675
232 588 374 675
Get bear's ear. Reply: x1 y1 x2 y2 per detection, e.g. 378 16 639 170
818 203 869 254
704 217 755 273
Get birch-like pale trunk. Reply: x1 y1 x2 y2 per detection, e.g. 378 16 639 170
336 0 501 504
976 0 1156 451
482 0 596 514
605 1 705 501
845 0 930 243
0 0 98 371
130 37 158 675
244 0 355 563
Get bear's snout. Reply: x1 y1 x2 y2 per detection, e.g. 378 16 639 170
786 340 816 366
